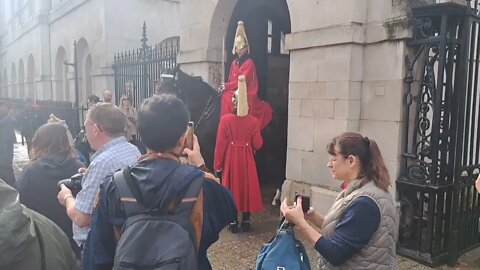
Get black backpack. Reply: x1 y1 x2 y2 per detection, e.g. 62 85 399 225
112 166 204 270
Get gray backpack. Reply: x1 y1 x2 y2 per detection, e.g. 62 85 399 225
112 167 203 270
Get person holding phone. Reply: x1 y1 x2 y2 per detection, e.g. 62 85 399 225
281 132 397 269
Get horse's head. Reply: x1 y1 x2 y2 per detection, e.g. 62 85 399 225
157 65 181 96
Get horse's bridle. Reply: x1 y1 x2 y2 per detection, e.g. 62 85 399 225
159 74 177 94
160 72 219 130
196 91 220 130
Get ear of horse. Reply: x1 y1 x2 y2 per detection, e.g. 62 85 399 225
174 64 181 81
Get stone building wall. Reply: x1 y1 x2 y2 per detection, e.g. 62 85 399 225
0 0 180 103
282 0 439 214
177 0 441 214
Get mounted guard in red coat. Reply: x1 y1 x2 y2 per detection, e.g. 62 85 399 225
220 21 273 130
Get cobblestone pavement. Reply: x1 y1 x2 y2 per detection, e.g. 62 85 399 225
207 189 480 270
12 132 29 176
10 133 480 269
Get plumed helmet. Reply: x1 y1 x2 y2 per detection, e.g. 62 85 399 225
235 75 249 117
232 21 250 55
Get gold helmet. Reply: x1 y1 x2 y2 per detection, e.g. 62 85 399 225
232 21 250 55
235 75 249 117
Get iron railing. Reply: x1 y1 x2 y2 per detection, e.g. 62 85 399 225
398 0 480 266
112 23 178 109
0 98 86 136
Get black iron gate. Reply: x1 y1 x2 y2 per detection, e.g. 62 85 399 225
398 1 480 266
112 23 178 109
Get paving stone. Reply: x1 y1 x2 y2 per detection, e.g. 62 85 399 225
11 132 480 270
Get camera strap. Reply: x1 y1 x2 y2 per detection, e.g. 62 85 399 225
113 167 145 216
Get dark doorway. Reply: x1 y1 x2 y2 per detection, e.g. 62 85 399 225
226 0 291 192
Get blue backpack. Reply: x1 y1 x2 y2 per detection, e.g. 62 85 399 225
112 166 203 270
255 218 311 270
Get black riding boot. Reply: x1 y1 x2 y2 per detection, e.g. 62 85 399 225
228 219 239 233
241 212 251 232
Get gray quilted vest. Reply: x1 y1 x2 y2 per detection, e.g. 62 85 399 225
318 179 397 270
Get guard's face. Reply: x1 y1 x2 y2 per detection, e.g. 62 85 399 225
234 36 248 57
235 46 247 57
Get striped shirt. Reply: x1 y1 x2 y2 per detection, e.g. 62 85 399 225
73 136 140 246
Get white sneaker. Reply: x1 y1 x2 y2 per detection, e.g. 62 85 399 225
272 189 281 205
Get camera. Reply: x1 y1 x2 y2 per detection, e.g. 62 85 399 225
294 192 311 213
58 173 84 196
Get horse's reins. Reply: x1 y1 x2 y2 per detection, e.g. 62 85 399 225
195 91 220 130
160 73 219 130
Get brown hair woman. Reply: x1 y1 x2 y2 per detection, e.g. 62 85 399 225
16 123 84 258
281 132 397 269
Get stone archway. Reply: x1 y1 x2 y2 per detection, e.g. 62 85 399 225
10 63 17 99
226 0 291 190
2 70 7 98
55 47 67 101
180 0 292 192
76 38 93 105
26 54 35 99
18 59 25 99
84 54 93 97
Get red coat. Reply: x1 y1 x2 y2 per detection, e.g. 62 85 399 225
221 57 273 130
214 113 263 213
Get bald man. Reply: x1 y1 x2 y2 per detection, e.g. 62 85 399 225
103 90 113 103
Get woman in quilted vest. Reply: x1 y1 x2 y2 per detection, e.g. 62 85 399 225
281 132 397 269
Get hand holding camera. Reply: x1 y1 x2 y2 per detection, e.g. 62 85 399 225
57 173 84 207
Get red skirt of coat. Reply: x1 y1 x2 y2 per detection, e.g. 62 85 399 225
214 114 263 213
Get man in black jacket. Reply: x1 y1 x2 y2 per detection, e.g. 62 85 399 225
0 101 17 186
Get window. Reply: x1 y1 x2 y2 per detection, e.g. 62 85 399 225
280 31 288 55
267 20 272 54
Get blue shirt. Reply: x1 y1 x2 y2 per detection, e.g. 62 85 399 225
73 137 140 246
314 196 381 266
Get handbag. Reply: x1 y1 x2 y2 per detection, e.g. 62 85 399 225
255 218 311 270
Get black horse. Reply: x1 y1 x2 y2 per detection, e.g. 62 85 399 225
157 66 221 169
158 66 287 205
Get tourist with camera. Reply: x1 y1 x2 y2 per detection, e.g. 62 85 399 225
57 103 140 251
83 95 236 270
16 123 84 257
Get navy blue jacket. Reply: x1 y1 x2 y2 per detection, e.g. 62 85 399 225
315 196 381 266
83 158 237 270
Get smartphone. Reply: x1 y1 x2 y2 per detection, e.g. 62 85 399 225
184 121 194 151
294 192 311 213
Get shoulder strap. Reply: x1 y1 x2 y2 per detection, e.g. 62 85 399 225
113 167 145 216
33 221 46 270
173 173 204 217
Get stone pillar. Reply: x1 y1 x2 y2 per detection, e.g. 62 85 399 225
282 0 435 214
178 0 236 87
36 0 51 15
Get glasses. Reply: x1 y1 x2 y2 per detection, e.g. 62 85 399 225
84 121 103 132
